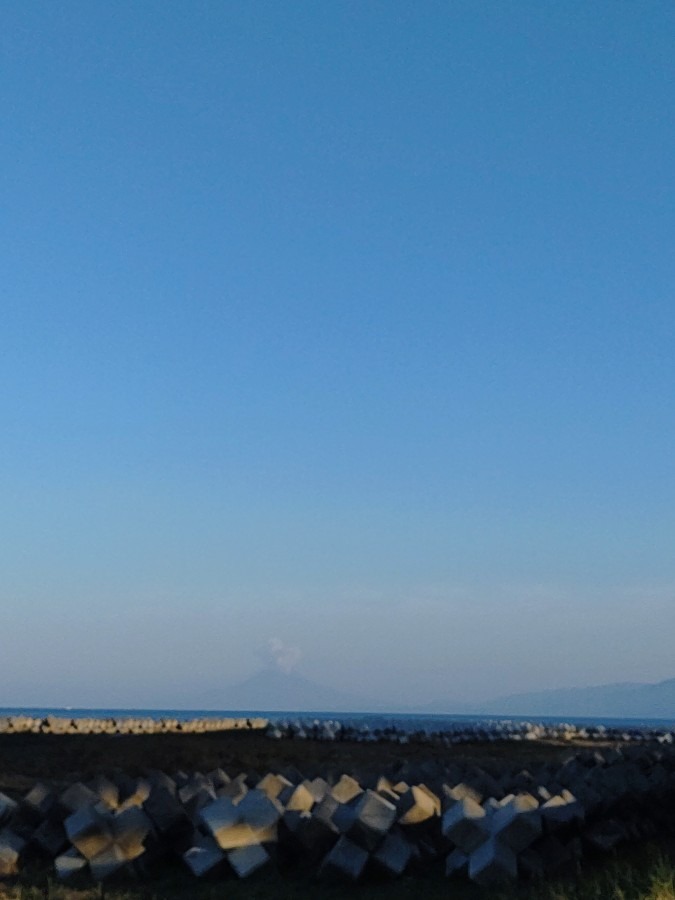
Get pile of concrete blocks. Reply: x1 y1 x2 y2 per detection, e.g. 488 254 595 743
0 742 674 886
0 715 270 736
265 717 675 748
1 713 674 748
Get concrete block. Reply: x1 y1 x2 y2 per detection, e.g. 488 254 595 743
148 770 177 794
179 779 217 819
173 771 190 788
112 806 153 859
398 785 438 826
331 775 363 804
444 782 482 806
199 798 240 847
22 783 55 822
207 769 231 789
59 782 99 816
314 794 340 825
372 829 413 876
492 794 542 853
64 804 113 860
280 808 308 839
257 773 293 800
89 843 129 881
32 819 69 856
349 789 397 850
118 778 151 811
469 836 517 885
417 784 442 815
199 795 276 850
89 775 120 810
287 808 339 857
0 830 24 877
244 770 263 789
284 783 316 813
332 801 358 835
183 836 225 878
484 797 501 816
445 848 468 877
236 789 282 832
227 843 271 878
378 786 400 804
278 765 304 785
217 774 248 804
55 847 87 880
441 796 490 854
0 793 17 827
320 835 369 882
306 777 329 803
469 768 503 799
541 791 584 830
376 776 395 794
144 785 190 836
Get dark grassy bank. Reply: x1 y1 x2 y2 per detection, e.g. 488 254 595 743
0 729 607 795
0 843 674 899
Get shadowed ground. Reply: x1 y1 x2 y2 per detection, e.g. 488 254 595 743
0 730 603 795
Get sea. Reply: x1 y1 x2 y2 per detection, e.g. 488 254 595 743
1 708 674 733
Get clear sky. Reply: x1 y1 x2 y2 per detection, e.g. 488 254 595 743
2 1 674 709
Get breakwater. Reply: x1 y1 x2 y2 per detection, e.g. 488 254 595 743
0 714 269 735
0 711 674 744
0 723 674 885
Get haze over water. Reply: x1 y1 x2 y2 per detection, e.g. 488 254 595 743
2 2 674 711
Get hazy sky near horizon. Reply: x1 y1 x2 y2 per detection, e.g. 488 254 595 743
2 2 675 709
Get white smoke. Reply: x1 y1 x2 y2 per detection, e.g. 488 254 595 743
260 637 302 674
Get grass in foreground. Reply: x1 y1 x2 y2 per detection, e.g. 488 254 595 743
1 846 675 900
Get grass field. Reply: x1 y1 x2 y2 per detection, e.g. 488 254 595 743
1 846 675 900
0 729 603 795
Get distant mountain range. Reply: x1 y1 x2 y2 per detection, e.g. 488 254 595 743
203 670 675 719
200 668 384 713
474 678 675 720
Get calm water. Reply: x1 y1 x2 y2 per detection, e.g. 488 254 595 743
1 707 673 733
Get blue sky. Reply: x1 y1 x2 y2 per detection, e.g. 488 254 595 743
2 1 674 708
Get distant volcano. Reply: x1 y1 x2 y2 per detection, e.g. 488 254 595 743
202 668 380 713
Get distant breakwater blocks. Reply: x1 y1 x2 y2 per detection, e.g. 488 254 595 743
0 715 270 735
264 716 675 746
1 726 675 885
2 712 675 744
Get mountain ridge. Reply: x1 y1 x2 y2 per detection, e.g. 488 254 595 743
200 670 675 719
472 676 675 719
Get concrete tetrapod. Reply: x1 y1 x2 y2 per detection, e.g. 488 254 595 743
55 847 87 881
397 785 439 826
348 789 398 851
468 836 518 886
320 835 369 882
182 836 225 878
0 794 17 827
0 830 25 877
491 793 542 853
227 844 271 878
372 829 413 876
89 844 130 881
64 804 113 860
441 797 490 854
